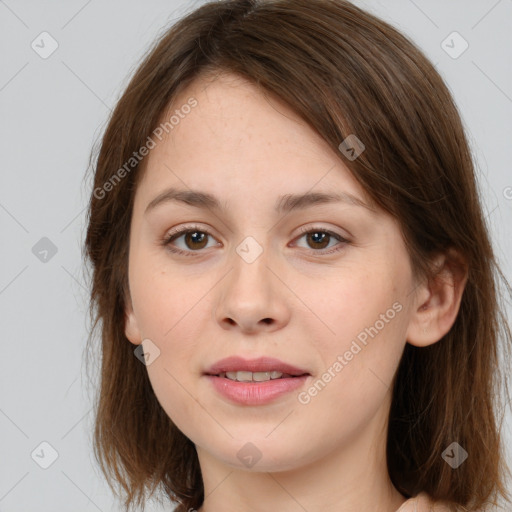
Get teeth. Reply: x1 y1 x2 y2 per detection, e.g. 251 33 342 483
221 370 287 382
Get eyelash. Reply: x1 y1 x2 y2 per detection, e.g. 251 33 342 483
160 224 350 257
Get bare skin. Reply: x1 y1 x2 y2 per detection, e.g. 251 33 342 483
124 72 467 512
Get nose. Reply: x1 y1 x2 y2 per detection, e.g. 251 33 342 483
213 246 291 334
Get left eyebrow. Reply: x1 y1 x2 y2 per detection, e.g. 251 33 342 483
144 187 376 216
276 190 375 214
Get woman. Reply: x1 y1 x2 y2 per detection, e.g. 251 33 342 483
84 1 512 510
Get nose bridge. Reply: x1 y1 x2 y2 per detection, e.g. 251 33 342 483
213 232 290 332
229 234 273 301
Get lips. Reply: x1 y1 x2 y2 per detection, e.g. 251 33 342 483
204 356 310 377
204 356 311 405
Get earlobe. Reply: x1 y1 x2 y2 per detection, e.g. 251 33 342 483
124 302 143 345
406 249 468 348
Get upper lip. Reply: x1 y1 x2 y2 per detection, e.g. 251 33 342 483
205 356 310 376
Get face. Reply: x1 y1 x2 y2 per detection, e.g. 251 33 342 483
125 72 420 473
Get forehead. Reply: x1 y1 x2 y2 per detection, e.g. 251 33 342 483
135 72 374 212
168 72 326 157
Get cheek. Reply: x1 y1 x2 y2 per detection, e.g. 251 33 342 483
129 247 200 336
130 252 214 357
299 266 404 345
301 274 410 420
295 281 407 440
145 358 198 437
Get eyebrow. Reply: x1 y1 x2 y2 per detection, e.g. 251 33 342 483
144 187 375 216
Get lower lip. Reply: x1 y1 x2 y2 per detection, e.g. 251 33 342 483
205 375 309 405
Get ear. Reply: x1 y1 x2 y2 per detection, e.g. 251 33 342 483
124 295 143 346
406 248 468 348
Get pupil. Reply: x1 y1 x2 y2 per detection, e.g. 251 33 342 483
308 232 329 249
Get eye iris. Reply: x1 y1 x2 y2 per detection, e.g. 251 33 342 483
307 232 329 249
185 231 208 250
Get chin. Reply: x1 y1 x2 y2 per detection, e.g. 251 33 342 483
205 438 314 473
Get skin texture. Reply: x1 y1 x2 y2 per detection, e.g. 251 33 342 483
124 72 467 512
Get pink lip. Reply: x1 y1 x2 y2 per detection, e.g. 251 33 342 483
204 356 309 376
203 356 310 406
205 375 309 405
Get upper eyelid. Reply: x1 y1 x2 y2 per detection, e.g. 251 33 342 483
164 223 349 240
165 224 220 242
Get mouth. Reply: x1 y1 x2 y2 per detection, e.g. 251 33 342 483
210 370 309 382
204 356 311 380
203 356 311 405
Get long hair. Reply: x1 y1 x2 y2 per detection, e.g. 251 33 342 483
83 1 512 510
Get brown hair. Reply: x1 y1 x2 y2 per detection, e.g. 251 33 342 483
83 0 512 510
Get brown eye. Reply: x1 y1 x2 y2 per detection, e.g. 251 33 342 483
294 227 349 254
180 231 209 250
305 231 331 250
163 227 218 256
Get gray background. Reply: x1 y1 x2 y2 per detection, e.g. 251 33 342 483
1 0 511 510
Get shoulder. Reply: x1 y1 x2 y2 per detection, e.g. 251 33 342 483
395 492 452 512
